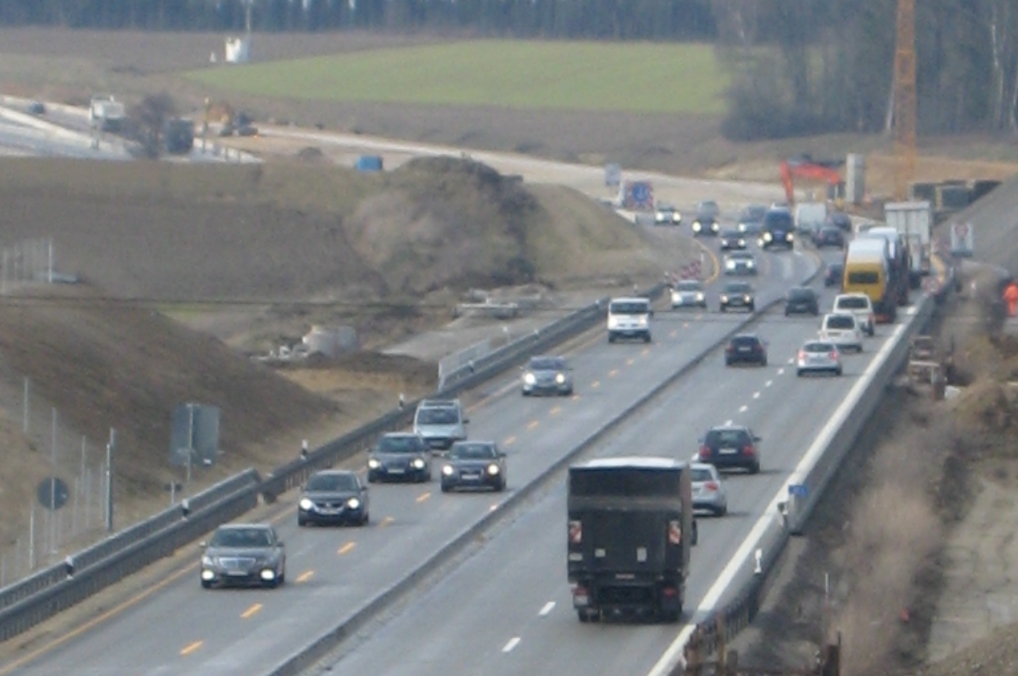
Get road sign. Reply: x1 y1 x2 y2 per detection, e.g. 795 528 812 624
604 163 621 187
170 403 221 468
37 477 69 510
787 483 808 498
950 221 974 257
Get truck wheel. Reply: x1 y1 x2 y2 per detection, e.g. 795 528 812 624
578 610 590 623
661 608 681 624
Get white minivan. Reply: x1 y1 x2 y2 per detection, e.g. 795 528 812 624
607 297 652 344
832 293 876 336
819 313 864 353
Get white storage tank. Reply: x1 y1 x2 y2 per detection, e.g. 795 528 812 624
225 36 250 64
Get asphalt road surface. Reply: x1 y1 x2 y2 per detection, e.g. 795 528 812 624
6 245 817 676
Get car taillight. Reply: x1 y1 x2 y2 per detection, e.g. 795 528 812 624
662 586 679 597
725 346 733 354
830 351 839 359
705 481 719 491
568 520 582 544
798 350 807 360
699 445 711 459
743 444 755 456
668 520 682 545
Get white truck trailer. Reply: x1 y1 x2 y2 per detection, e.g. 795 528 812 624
885 201 932 289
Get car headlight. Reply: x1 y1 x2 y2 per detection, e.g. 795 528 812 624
711 222 720 232
738 223 746 232
487 464 501 475
412 457 425 469
763 232 773 242
523 372 536 385
674 213 682 221
368 458 381 469
726 260 735 269
637 316 648 326
555 373 566 384
738 239 746 247
786 232 794 242
202 555 215 567
692 222 701 232
347 497 360 509
747 260 755 267
743 294 751 303
695 292 704 301
299 498 314 511
720 294 729 303
607 316 620 329
442 464 454 476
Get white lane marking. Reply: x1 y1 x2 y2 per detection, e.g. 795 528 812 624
738 405 748 413
644 319 911 676
502 637 521 653
765 380 773 387
752 392 760 399
787 357 794 364
539 601 556 616
724 419 733 426
777 368 785 375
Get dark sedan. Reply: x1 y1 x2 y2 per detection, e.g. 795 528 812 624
813 226 845 249
719 230 747 250
200 524 286 589
784 286 820 315
824 263 844 288
298 470 369 527
441 441 507 492
697 425 762 474
368 432 432 483
724 334 768 367
719 281 755 312
826 212 853 232
691 214 721 236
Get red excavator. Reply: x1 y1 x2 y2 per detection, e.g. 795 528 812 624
780 158 845 207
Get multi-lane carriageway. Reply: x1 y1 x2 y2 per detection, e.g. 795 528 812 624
2 243 901 676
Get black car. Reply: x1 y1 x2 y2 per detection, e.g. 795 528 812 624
724 334 768 366
784 286 820 315
200 524 286 589
298 470 369 527
719 229 747 250
760 208 795 250
813 226 845 249
824 263 844 288
697 425 762 474
441 441 507 492
367 432 432 483
719 281 755 312
691 214 720 237
826 212 853 232
737 205 767 234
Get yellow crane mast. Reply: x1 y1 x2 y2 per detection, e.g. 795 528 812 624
893 0 918 201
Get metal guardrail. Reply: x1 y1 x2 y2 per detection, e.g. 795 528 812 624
0 283 665 644
678 289 940 666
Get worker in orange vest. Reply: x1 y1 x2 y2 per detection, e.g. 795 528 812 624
1004 281 1018 317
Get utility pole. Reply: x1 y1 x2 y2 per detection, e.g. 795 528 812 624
105 428 115 532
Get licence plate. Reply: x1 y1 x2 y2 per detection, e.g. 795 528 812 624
227 570 248 577
738 347 751 352
388 468 405 474
719 448 738 454
462 473 480 480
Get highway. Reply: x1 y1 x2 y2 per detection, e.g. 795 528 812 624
310 247 874 676
6 244 816 676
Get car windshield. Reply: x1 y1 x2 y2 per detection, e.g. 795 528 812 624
210 527 272 548
826 315 856 329
676 281 702 291
706 429 750 446
731 336 760 347
529 357 564 371
378 434 426 452
788 288 814 299
724 282 751 293
836 296 869 309
822 228 841 236
416 408 459 425
657 204 675 212
450 443 497 460
729 252 752 259
765 212 793 230
691 467 714 482
721 230 741 238
306 473 358 492
609 301 649 314
804 342 835 353
740 206 766 220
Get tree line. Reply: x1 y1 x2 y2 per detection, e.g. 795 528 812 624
2 0 1015 141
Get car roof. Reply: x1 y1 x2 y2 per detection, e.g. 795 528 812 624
579 456 687 470
610 296 650 304
383 431 424 438
728 251 753 257
707 424 750 433
730 333 761 341
724 281 752 289
824 312 857 320
835 292 870 300
311 469 358 476
217 523 272 531
419 399 460 408
452 439 495 447
690 462 719 472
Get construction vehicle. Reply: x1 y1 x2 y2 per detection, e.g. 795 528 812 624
780 158 845 207
163 118 195 155
88 95 126 132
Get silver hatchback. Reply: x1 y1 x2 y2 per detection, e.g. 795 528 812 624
796 340 843 377
690 462 728 516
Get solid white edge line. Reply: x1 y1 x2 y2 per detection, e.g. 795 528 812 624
645 319 910 676
539 601 556 616
502 637 521 653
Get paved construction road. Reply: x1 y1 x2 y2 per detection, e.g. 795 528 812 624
7 243 816 676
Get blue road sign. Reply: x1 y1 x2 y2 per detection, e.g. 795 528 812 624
788 483 808 498
632 182 650 204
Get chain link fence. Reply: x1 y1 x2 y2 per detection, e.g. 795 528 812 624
0 237 54 295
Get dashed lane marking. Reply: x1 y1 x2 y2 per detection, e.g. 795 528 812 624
502 637 521 653
591 381 600 389
549 406 562 416
504 436 516 446
180 641 203 657
739 405 748 413
539 602 556 616
415 492 431 504
295 570 314 584
626 358 635 366
380 517 394 528
765 380 773 387
608 369 619 378
241 603 262 620
753 392 760 399
527 420 539 430
338 542 357 555
725 419 733 426
670 330 678 338
777 368 785 375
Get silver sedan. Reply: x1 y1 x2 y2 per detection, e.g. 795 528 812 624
521 355 573 396
796 340 843 377
690 462 728 516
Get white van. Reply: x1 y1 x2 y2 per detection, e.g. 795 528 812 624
819 313 864 353
607 297 652 344
832 293 876 336
794 202 828 235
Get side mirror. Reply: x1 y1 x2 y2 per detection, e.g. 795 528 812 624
499 452 507 458
754 435 763 442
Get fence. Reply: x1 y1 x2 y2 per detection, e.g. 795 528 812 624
437 339 493 390
0 237 54 295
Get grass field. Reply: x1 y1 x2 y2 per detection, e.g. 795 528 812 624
186 40 728 114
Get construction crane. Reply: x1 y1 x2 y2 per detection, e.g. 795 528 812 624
892 0 917 201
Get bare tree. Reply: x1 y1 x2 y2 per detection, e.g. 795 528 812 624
128 93 177 159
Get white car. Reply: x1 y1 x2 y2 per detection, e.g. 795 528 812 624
670 279 707 309
832 293 876 336
819 313 864 353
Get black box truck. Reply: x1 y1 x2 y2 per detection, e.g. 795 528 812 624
567 457 696 623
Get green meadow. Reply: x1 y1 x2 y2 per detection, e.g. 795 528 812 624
186 40 728 114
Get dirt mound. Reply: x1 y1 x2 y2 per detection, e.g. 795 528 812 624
280 351 436 392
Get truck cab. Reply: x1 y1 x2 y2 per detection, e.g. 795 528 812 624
567 457 696 623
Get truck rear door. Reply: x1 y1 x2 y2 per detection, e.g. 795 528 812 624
588 511 666 572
